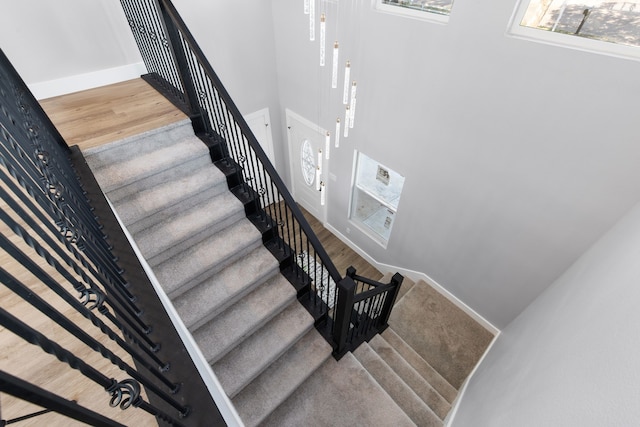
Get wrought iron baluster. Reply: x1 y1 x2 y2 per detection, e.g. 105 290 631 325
0 308 187 426
0 266 185 410
0 232 180 397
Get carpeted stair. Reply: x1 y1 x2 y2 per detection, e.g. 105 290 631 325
83 119 494 426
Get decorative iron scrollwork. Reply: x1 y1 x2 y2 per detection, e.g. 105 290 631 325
239 155 246 164
162 38 170 48
198 91 207 101
107 378 141 410
258 187 266 195
80 288 106 311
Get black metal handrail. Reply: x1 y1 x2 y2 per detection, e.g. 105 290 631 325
0 47 224 426
333 268 404 358
118 0 404 357
119 0 341 312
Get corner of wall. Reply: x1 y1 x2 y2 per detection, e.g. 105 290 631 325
29 62 147 100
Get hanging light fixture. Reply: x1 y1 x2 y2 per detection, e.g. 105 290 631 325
325 131 331 159
342 61 351 104
344 105 350 138
331 42 339 89
316 166 321 191
320 14 326 66
349 81 357 128
309 0 315 41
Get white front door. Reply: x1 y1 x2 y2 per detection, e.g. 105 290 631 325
286 109 328 224
245 108 275 165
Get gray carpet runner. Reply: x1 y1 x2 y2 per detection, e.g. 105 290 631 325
83 120 493 426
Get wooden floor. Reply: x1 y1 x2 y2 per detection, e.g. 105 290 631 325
1 79 381 426
40 78 187 151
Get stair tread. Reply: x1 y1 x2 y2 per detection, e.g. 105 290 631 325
135 190 244 263
83 118 193 161
91 134 209 193
232 329 332 427
369 334 451 419
261 352 416 427
155 218 263 298
353 343 443 427
382 328 458 403
107 154 212 205
212 301 314 399
172 246 279 330
192 274 296 364
112 163 227 228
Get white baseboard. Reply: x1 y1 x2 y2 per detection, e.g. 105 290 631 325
29 62 147 100
324 223 500 336
105 197 243 427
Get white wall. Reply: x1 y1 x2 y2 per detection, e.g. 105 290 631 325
451 200 640 426
0 0 142 93
271 0 640 328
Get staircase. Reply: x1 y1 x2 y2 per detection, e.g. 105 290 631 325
83 119 493 426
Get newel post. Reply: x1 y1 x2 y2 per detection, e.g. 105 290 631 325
378 273 403 332
332 276 356 360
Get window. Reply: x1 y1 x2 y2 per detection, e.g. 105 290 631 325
510 0 640 59
375 0 452 24
349 151 405 247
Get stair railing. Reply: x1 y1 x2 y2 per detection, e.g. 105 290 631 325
118 0 403 357
0 48 224 426
333 268 404 358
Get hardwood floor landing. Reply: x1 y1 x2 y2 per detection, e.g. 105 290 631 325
39 78 186 151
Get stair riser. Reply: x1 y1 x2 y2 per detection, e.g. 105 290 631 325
107 154 212 204
166 236 263 300
197 278 297 365
83 119 194 167
144 208 245 267
224 321 313 399
187 263 280 333
112 166 228 230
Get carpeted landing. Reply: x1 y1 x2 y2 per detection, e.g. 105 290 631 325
83 120 495 426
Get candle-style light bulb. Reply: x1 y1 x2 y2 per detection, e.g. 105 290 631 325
320 14 326 66
343 61 351 104
317 149 323 174
335 118 341 148
320 181 326 206
309 0 315 41
325 131 331 159
344 105 350 138
349 81 357 128
316 166 321 191
304 0 310 14
331 42 339 89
